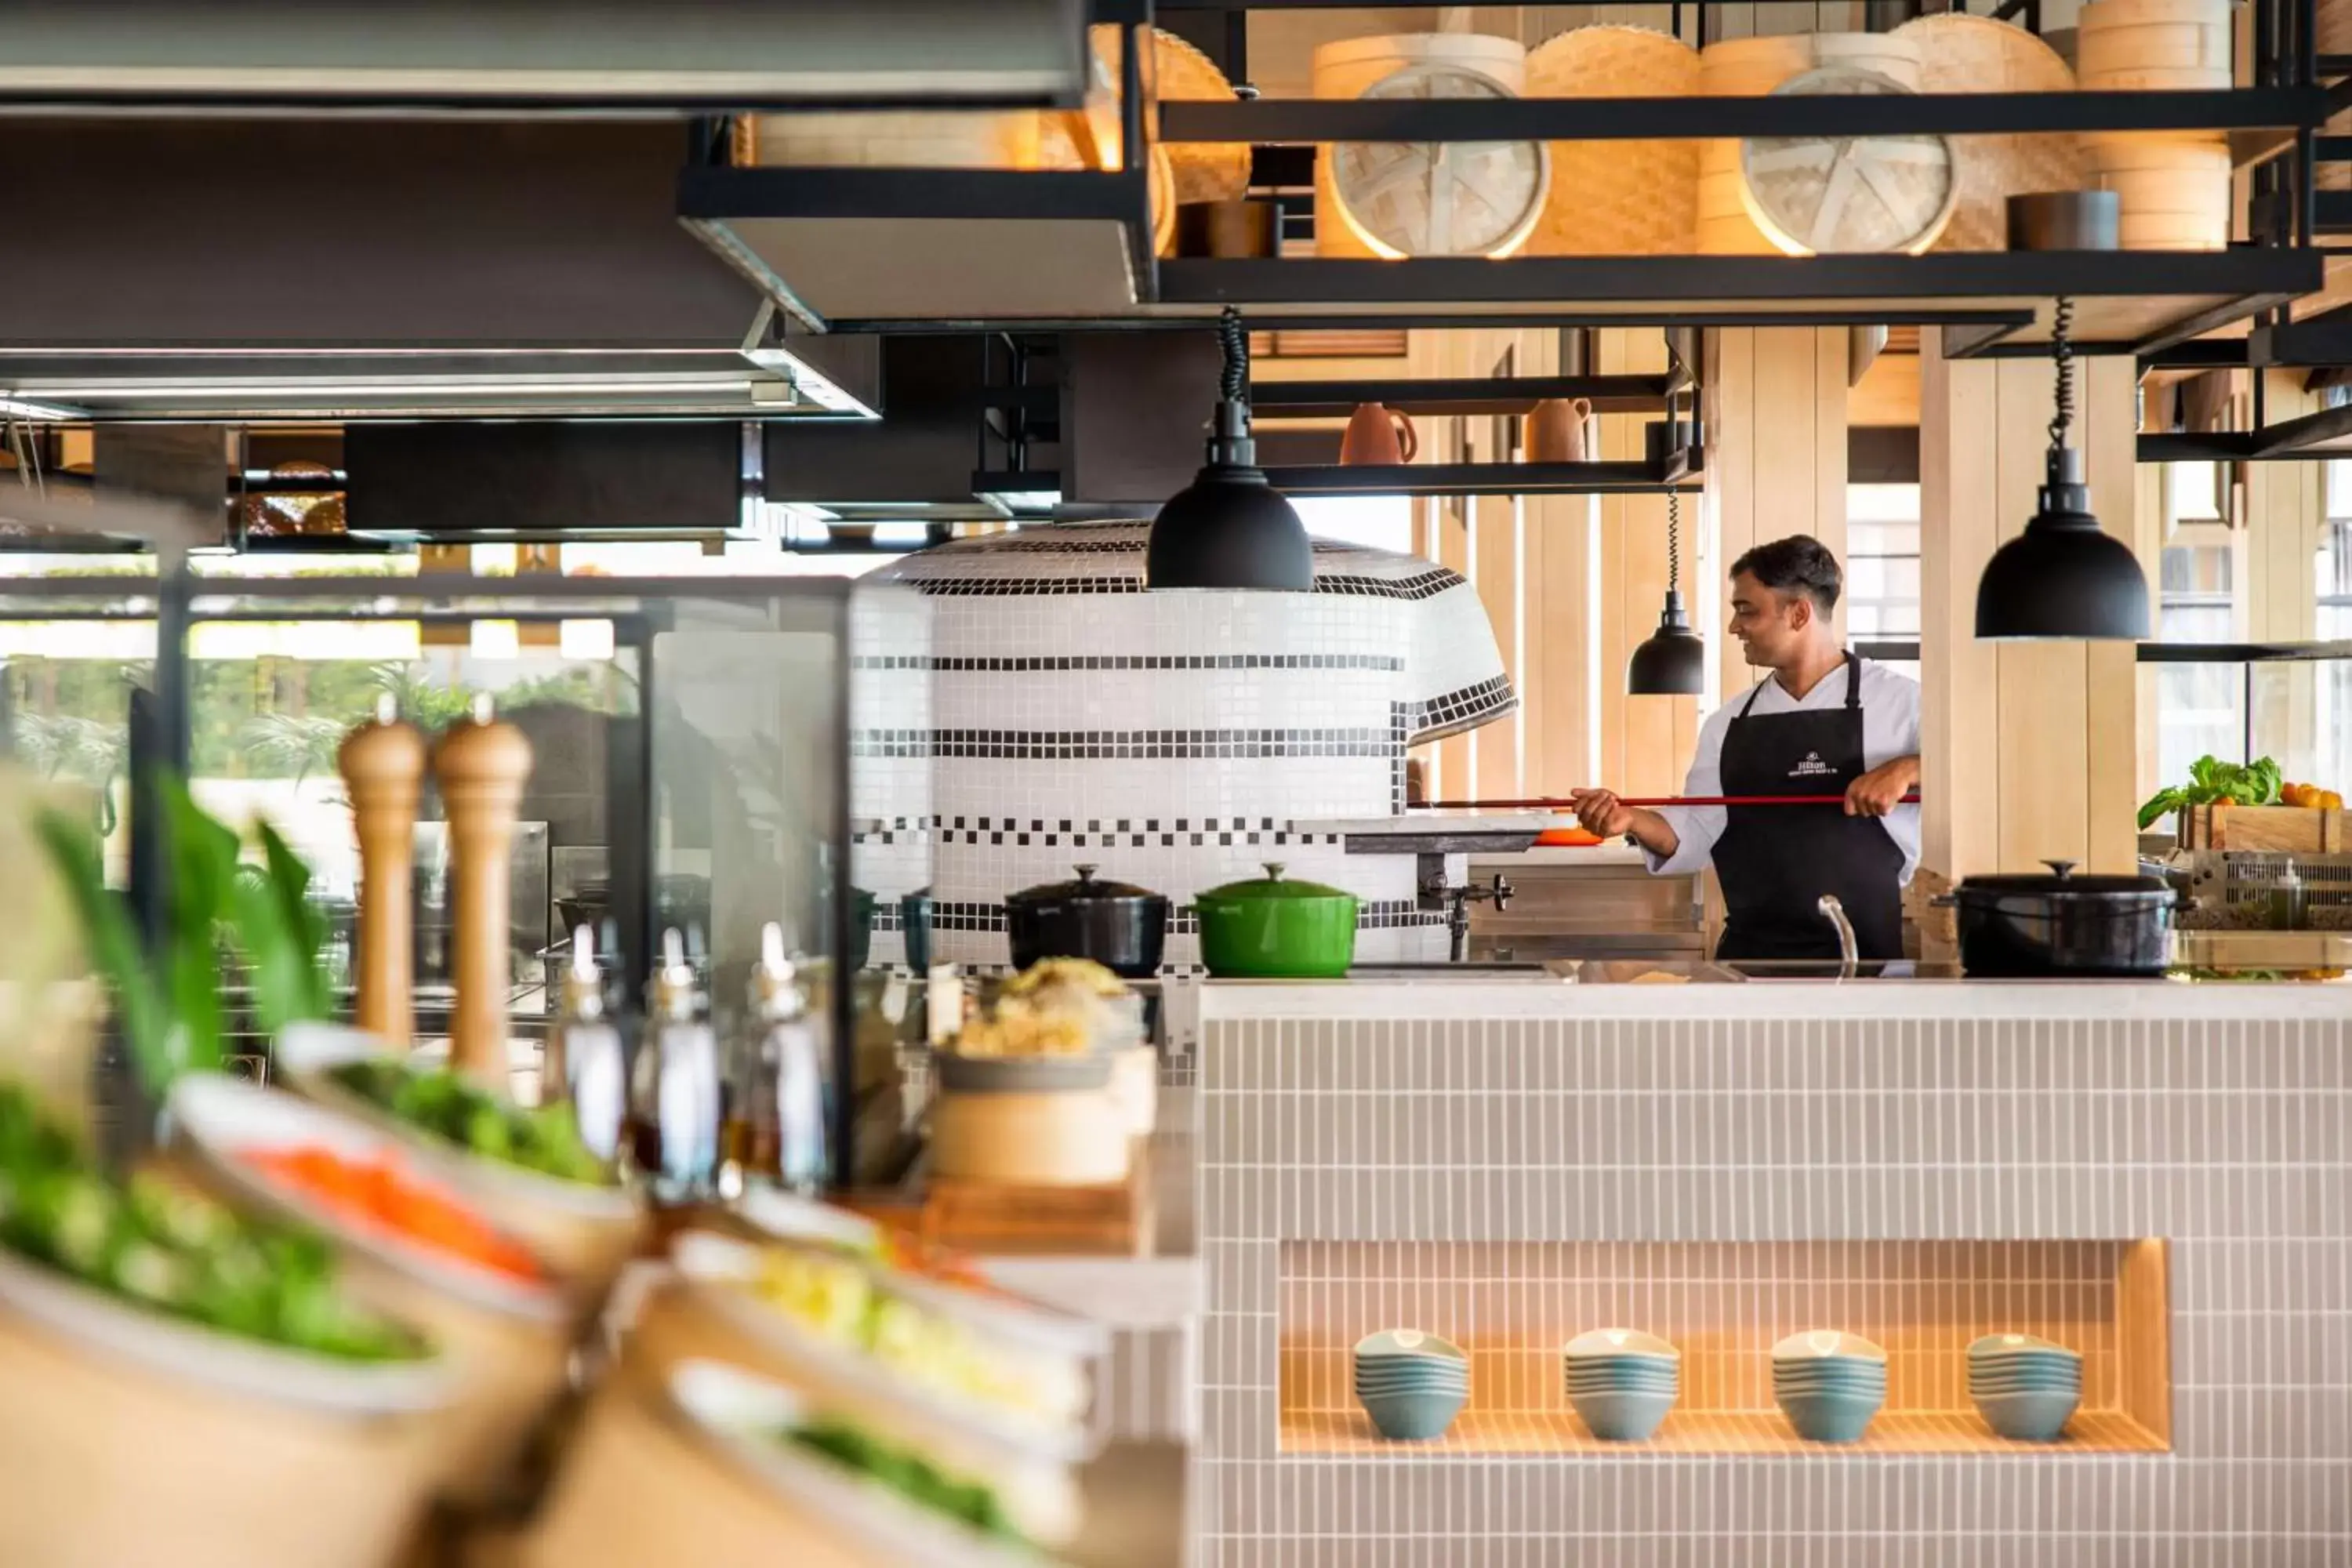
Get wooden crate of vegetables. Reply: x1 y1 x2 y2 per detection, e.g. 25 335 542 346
2142 755 2347 851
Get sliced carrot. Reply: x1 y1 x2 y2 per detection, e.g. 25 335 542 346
242 1144 543 1284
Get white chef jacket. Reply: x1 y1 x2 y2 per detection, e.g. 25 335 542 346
1642 659 1923 885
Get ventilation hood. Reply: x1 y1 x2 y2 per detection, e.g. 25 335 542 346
0 0 1087 110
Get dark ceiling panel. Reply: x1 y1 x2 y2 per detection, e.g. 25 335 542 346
0 120 765 349
344 422 741 535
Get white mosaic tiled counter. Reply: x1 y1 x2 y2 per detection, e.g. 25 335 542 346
1196 978 2352 1566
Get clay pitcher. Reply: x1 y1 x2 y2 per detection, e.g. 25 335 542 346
1339 402 1417 466
1525 397 1592 463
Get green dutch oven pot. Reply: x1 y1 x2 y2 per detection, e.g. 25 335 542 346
1194 863 1359 978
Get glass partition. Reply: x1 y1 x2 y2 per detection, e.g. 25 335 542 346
0 570 913 1187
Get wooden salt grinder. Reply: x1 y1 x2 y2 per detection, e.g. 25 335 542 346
431 695 535 1084
337 695 426 1048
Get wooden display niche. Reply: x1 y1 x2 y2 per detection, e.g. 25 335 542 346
1277 1238 2170 1457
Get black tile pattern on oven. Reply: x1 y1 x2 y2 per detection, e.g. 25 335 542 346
851 728 1399 760
850 653 1409 673
1406 673 1519 744
897 566 1468 602
928 898 1443 934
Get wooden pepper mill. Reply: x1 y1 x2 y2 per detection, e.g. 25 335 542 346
431 694 535 1084
337 694 426 1048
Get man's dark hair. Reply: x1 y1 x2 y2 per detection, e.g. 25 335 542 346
1730 534 1842 615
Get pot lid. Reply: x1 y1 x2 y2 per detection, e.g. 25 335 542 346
1008 864 1163 903
1199 862 1355 902
1956 858 2172 896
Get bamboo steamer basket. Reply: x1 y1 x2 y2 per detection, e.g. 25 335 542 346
1312 33 1533 259
278 1023 648 1301
1739 67 1958 255
1148 27 1254 205
931 1084 1132 1185
1523 26 1700 256
1698 34 1923 254
0 1243 453 1568
2088 132 2233 248
2076 0 2234 89
166 1075 578 1509
1893 13 2085 249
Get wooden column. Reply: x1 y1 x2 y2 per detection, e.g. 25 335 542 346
1599 329 1698 799
1918 336 2150 886
2245 371 2327 782
1703 325 1852 706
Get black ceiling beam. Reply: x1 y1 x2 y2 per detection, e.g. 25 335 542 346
1160 88 2325 143
1249 374 1675 419
0 119 771 350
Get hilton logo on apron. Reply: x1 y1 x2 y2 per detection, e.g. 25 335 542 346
1789 750 1835 779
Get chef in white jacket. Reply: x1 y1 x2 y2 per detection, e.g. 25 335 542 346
1571 535 1922 962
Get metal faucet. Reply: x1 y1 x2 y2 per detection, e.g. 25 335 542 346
1419 862 1514 963
1817 894 1859 980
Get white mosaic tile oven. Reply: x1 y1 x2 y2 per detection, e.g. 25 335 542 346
851 521 1517 978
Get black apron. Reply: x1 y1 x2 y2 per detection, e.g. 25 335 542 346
1711 652 1907 963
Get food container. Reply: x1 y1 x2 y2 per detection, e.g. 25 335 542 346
1936 859 2177 975
0 1236 454 1568
931 1085 1133 1187
1004 866 1168 978
278 1022 646 1298
523 1360 1063 1568
167 1074 575 1507
626 1234 1094 1545
1194 863 1360 978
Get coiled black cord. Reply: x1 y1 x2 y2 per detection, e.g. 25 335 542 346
1667 488 1681 593
2048 296 2074 451
1218 305 1247 404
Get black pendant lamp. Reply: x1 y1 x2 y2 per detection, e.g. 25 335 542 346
1629 407 1706 695
1973 296 2151 641
1628 488 1706 694
1145 306 1313 592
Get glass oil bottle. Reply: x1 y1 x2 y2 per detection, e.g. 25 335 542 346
626 928 720 1202
547 924 627 1163
720 923 829 1199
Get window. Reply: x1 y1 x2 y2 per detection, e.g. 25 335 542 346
2153 463 2242 785
1844 483 1920 684
2318 474 2352 790
1292 494 1414 556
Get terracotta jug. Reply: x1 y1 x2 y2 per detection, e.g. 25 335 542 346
1525 397 1592 463
1340 402 1417 466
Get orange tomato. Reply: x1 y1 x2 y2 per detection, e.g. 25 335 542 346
2282 782 2310 808
2321 790 2346 811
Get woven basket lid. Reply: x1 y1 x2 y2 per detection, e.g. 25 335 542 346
1150 28 1251 205
1739 67 1957 256
1893 13 2082 249
1524 26 1699 256
1330 64 1548 258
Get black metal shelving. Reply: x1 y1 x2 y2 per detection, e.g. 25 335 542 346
1250 372 1681 419
1266 459 1700 496
678 0 2332 352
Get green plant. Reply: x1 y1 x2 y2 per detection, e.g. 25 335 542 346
10 713 128 833
2138 753 2285 831
236 711 349 787
34 774 329 1094
366 662 477 732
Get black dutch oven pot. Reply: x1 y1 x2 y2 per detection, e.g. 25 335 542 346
1936 859 2177 976
1004 865 1168 978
